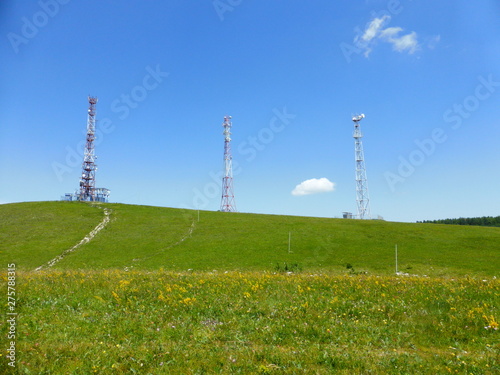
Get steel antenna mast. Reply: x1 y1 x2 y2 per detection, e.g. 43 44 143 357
352 114 371 219
220 115 237 212
78 96 98 201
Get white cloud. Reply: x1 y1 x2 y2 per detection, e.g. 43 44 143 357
291 178 335 196
383 30 418 54
355 16 420 56
427 35 441 49
361 15 390 43
379 26 403 39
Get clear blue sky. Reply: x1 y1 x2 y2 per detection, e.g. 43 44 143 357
1 0 499 222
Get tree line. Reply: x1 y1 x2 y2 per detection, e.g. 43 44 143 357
418 216 500 227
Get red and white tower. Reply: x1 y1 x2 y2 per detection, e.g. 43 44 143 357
78 96 98 201
220 115 237 212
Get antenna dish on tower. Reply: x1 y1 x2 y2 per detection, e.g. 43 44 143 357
352 114 365 122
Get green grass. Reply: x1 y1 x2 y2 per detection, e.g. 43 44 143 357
1 201 499 374
1 270 498 374
0 202 102 270
1 201 499 276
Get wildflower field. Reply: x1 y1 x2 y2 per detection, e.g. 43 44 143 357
1 202 499 373
1 270 499 374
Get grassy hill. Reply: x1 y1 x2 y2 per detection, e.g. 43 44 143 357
1 201 498 374
1 201 499 276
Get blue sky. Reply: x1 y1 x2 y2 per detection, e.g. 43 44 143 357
1 0 499 222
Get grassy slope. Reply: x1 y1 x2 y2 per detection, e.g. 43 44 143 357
1 201 499 276
1 202 499 374
0 201 102 270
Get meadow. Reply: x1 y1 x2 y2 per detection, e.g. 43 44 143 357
1 270 498 374
1 201 499 276
0 202 499 373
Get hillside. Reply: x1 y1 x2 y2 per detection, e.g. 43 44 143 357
1 201 499 276
1 201 499 374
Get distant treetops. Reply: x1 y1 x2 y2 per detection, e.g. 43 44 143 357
418 216 500 227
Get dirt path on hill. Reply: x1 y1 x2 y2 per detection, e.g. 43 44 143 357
124 216 196 270
34 206 111 271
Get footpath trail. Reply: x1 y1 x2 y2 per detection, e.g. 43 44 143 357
125 216 196 270
34 205 112 271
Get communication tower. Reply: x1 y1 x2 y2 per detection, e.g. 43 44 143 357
78 96 98 201
352 114 371 219
62 96 109 202
220 115 237 212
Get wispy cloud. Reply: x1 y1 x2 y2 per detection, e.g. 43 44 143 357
427 35 441 49
355 15 419 57
291 178 335 196
361 15 390 43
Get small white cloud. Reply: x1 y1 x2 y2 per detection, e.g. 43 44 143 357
291 178 335 196
383 30 419 54
361 15 390 42
379 26 403 39
355 16 420 56
427 35 441 49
